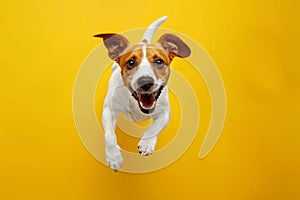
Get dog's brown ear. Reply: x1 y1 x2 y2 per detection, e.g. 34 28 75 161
94 33 129 60
158 33 191 59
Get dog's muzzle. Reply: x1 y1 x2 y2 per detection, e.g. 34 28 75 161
132 77 164 114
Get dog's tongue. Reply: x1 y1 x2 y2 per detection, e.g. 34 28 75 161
139 93 155 109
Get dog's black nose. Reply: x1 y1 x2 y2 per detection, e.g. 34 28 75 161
137 77 154 91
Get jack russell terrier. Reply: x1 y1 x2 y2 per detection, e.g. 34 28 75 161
94 16 191 171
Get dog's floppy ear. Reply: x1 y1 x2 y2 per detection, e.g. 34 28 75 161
94 33 129 60
158 33 191 59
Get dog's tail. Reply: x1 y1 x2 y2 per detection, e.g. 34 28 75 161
141 16 168 43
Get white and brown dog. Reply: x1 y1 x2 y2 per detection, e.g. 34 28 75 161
94 16 191 171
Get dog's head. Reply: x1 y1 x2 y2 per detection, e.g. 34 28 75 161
95 33 191 114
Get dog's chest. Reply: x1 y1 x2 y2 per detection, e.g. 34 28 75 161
124 98 150 122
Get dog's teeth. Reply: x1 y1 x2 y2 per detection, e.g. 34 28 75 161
139 101 156 110
139 101 143 108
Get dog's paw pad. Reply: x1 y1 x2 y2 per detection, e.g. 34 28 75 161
106 145 123 171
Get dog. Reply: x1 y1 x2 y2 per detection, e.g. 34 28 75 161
94 16 191 171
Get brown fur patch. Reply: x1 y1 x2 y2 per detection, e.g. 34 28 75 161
146 44 171 85
146 44 171 66
117 43 173 90
117 44 143 89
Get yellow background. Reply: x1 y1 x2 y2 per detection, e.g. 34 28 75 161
1 0 300 199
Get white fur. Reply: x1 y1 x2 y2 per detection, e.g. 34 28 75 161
103 61 170 170
142 15 168 43
131 44 157 91
102 17 170 171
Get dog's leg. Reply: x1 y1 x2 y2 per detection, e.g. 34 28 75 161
102 107 123 171
138 111 170 156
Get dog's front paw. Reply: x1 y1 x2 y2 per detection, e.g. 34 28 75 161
106 145 123 171
138 137 157 156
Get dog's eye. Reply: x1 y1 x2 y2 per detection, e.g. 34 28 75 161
154 59 164 68
126 59 135 69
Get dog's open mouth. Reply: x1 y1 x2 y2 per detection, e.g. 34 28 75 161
132 86 164 114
